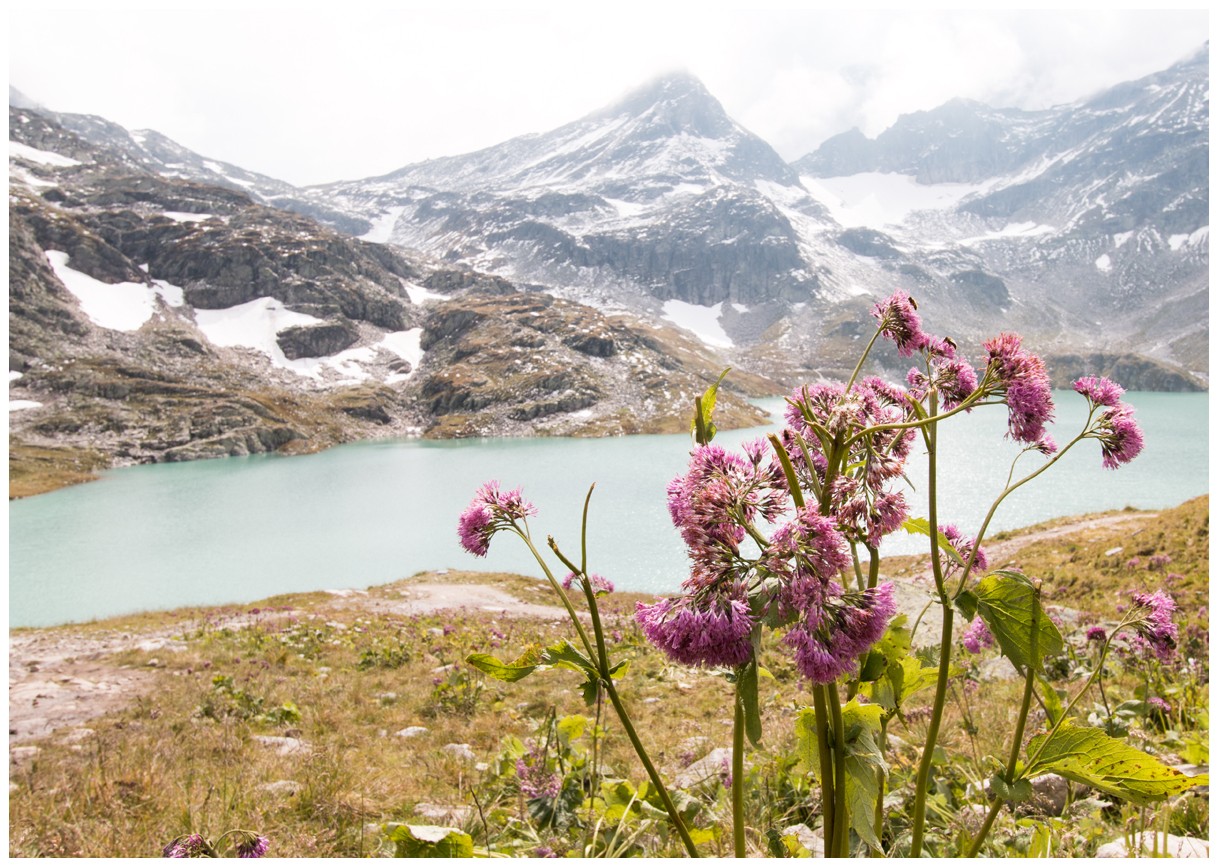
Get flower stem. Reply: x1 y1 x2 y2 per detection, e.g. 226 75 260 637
811 684 836 855
602 678 701 858
733 683 747 858
827 685 849 858
967 581 1042 857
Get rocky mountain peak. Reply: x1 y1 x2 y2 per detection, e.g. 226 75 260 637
603 71 735 140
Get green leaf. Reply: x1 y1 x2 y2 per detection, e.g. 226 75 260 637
974 571 1063 673
794 707 821 777
464 644 544 683
739 659 764 746
989 774 1034 803
1036 673 1066 727
688 827 719 846
953 590 979 621
608 659 629 679
692 368 731 444
901 517 965 567
557 714 588 747
840 698 887 851
541 640 598 677
1026 722 1209 806
386 824 474 858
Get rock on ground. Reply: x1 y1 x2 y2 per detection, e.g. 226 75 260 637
1096 832 1209 858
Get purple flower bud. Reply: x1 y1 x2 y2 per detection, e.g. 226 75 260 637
636 595 754 669
1129 591 1177 661
236 834 269 858
457 481 537 556
1086 626 1107 643
1072 376 1125 407
982 333 1055 445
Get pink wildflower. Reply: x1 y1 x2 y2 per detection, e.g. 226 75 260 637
561 572 615 595
1129 591 1177 661
635 595 754 669
1072 376 1125 407
457 481 537 556
1086 626 1107 643
961 616 995 654
236 834 269 859
517 747 561 800
981 333 1055 445
1094 404 1144 469
871 290 928 356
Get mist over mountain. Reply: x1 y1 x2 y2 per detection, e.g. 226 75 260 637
7 45 1207 491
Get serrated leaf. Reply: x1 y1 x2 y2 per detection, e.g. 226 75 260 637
794 707 821 777
541 640 598 677
840 698 887 851
386 824 474 858
901 517 965 566
1026 722 1209 806
464 644 543 683
974 571 1063 673
989 774 1034 803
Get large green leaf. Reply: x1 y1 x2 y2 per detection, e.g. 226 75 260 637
386 824 474 858
794 699 886 850
864 655 938 713
974 571 1062 673
1025 723 1209 806
464 644 544 683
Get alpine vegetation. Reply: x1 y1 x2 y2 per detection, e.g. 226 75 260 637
458 291 1203 857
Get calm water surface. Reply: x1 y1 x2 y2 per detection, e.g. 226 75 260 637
9 391 1208 627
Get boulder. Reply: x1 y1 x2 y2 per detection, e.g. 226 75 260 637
673 746 732 789
276 320 359 359
440 743 477 763
1096 832 1209 858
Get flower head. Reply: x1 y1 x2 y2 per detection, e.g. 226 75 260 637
1093 404 1144 470
1073 376 1125 407
784 583 896 684
871 291 928 357
516 746 561 800
1128 590 1177 661
1147 696 1172 714
163 835 207 858
457 481 537 556
1085 626 1107 643
235 834 269 859
561 572 615 595
981 333 1055 444
635 594 754 669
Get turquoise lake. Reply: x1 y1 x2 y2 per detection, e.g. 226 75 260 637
8 391 1208 628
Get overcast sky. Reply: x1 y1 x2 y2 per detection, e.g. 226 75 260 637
9 5 1209 187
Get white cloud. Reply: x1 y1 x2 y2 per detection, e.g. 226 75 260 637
9 8 1208 184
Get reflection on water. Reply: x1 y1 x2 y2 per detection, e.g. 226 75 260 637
9 391 1207 627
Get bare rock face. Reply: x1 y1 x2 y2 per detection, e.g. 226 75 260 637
277 320 360 360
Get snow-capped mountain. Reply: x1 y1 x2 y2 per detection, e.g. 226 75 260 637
12 45 1209 391
302 72 830 315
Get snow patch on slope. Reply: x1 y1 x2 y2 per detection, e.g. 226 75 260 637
360 206 407 244
662 300 732 348
801 172 987 229
45 251 182 331
10 140 81 167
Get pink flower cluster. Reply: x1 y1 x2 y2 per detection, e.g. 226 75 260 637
961 616 995 654
1129 590 1178 661
783 583 897 684
516 746 561 800
983 333 1055 448
1073 376 1145 469
635 595 755 669
457 481 537 557
561 572 615 595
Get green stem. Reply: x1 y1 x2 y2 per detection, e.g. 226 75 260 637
827 685 849 858
967 801 1003 858
908 607 954 858
966 582 1042 858
602 678 700 858
517 531 597 662
733 684 746 858
844 328 884 393
873 718 888 854
811 684 836 855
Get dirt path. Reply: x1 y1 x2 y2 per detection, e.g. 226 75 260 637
9 512 1156 751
